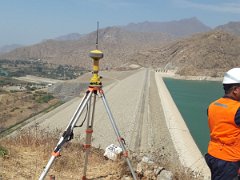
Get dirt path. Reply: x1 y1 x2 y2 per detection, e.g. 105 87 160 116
130 68 149 151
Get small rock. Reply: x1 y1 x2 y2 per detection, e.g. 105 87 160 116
157 170 173 180
121 175 133 180
142 156 154 164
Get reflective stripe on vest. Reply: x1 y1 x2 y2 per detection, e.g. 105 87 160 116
208 98 240 161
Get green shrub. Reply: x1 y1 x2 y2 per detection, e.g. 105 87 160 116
36 94 54 103
0 145 8 157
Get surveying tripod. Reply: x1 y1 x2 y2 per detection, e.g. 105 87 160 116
39 48 137 180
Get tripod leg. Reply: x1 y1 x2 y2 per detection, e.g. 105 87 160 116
100 90 137 180
39 90 94 180
82 92 97 180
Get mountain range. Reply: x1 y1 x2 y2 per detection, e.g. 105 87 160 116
54 33 84 41
122 17 211 37
215 21 240 36
129 30 240 76
1 17 240 76
0 27 172 70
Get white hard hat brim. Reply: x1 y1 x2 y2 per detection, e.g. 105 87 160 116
222 68 240 84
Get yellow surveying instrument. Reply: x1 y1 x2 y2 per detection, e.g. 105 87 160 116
89 23 103 86
39 22 137 180
89 49 103 86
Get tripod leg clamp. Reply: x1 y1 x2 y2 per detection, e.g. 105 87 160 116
85 129 93 134
51 151 61 157
123 151 129 157
83 144 91 149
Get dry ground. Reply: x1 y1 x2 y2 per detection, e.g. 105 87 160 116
0 69 204 179
0 128 132 180
0 91 60 134
0 127 196 180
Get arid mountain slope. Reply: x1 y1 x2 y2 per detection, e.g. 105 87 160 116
0 44 23 54
216 21 240 36
54 33 84 41
130 30 240 76
1 27 240 77
0 27 171 70
123 17 211 37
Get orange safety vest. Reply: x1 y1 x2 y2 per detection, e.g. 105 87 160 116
208 97 240 161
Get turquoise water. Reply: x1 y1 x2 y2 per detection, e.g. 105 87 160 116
163 78 223 154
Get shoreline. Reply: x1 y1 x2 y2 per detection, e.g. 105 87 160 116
155 72 211 179
156 71 222 82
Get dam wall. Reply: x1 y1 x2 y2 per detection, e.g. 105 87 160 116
155 73 211 179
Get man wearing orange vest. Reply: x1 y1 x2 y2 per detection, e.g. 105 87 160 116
205 68 240 180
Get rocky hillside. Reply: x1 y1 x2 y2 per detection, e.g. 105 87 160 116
215 21 240 36
0 27 171 70
122 17 211 37
54 33 84 41
0 44 23 54
129 30 240 76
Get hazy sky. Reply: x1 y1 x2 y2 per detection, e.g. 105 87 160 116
0 0 240 47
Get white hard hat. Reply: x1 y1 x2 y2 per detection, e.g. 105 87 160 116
223 68 240 84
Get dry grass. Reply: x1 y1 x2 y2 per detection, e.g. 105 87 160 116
0 91 60 133
0 127 131 180
0 126 203 180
